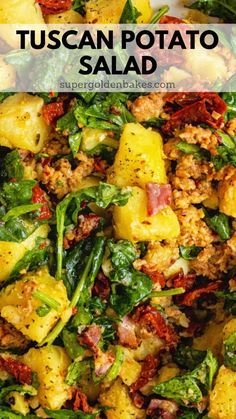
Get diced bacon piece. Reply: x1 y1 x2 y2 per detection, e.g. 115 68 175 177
146 183 172 216
117 316 139 349
79 325 102 354
92 271 110 301
0 356 32 384
73 389 94 413
147 398 178 418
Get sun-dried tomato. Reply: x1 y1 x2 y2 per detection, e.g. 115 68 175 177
159 16 185 24
73 389 94 413
130 354 159 408
176 281 221 306
0 356 32 385
36 0 72 15
163 93 227 134
42 101 64 125
141 266 165 288
94 157 108 175
133 306 179 346
32 184 52 220
63 214 102 249
172 273 196 291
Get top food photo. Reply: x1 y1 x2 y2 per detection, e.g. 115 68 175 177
0 1 235 418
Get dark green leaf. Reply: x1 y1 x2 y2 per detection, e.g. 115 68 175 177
1 150 24 182
0 180 36 208
179 245 203 260
72 0 88 16
62 329 85 360
204 211 232 240
120 0 141 23
188 0 236 23
65 359 89 386
69 131 82 157
57 110 78 135
45 409 98 419
176 141 210 160
174 345 206 370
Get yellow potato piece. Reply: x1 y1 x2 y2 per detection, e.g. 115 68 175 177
86 0 152 24
99 378 145 419
113 186 180 242
0 224 49 283
108 123 167 188
21 346 71 410
219 174 236 217
45 10 84 24
0 268 69 343
209 366 236 419
0 56 15 90
0 93 50 153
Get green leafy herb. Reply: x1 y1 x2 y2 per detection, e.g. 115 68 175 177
40 237 105 345
211 130 236 170
176 141 210 160
179 245 203 260
33 290 61 311
150 288 185 298
62 329 85 359
188 0 236 23
0 180 36 209
105 345 124 381
72 0 88 16
0 383 37 404
174 345 206 370
224 331 236 370
45 409 98 419
120 0 141 23
154 351 218 405
57 109 79 135
0 150 24 182
216 291 236 315
69 132 82 157
9 238 49 281
2 204 42 222
0 93 14 103
65 359 89 386
56 182 131 279
222 93 236 120
204 211 232 240
36 304 51 317
107 240 153 316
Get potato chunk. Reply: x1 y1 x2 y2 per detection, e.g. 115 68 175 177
0 57 15 90
0 224 49 283
99 378 145 419
0 268 69 343
21 346 71 410
113 186 180 242
218 174 236 217
209 366 236 419
45 10 84 24
108 123 167 188
0 94 50 153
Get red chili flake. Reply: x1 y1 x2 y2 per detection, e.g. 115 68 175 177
0 356 32 385
141 266 165 288
176 281 221 307
130 354 159 408
36 0 72 15
42 101 64 125
72 307 78 315
73 389 94 413
32 184 52 220
133 305 179 346
92 271 110 300
39 241 47 250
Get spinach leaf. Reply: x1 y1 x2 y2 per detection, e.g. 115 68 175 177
179 408 203 419
216 291 236 314
0 93 14 103
0 180 36 208
179 245 203 260
57 110 79 135
56 183 131 279
0 409 36 419
224 331 236 371
41 237 105 345
65 359 90 386
62 329 85 360
204 210 232 240
38 92 59 104
0 384 36 404
154 351 218 405
3 204 42 222
120 0 141 23
69 132 82 157
0 218 29 242
150 5 169 23
0 150 24 182
211 131 236 170
8 238 49 281
176 141 210 160
107 240 153 316
174 345 206 370
222 93 236 120
188 0 236 23
72 0 88 16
